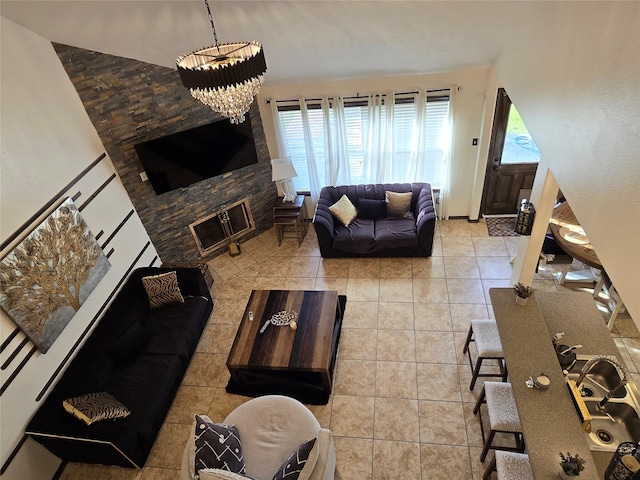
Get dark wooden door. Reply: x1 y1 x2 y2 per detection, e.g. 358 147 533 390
481 88 539 215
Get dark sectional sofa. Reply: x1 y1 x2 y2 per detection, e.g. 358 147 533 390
27 266 213 468
313 183 437 257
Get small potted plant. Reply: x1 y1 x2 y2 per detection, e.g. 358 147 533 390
559 451 586 478
513 282 534 305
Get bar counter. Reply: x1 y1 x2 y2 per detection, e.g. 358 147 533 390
490 288 622 478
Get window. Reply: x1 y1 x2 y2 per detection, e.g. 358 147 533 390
276 94 450 191
500 104 541 164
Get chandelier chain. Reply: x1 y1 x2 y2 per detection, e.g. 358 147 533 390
203 0 220 53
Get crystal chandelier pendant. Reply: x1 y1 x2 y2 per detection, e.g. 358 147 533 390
176 2 266 123
188 72 265 124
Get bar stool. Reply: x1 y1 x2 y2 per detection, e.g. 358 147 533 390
482 451 534 480
473 381 525 462
463 319 508 390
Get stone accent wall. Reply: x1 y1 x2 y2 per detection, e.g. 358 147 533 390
53 43 276 263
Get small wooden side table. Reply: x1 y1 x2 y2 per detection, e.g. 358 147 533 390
273 195 307 246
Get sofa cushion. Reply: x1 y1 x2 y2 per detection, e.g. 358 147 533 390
374 217 418 248
142 271 185 309
63 392 130 426
272 437 318 480
332 219 377 254
194 416 246 475
357 199 387 220
107 353 184 447
144 296 210 361
52 352 116 397
328 194 357 227
110 323 152 365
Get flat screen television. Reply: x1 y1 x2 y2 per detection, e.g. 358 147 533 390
134 117 259 195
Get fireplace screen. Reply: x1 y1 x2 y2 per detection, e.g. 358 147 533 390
189 199 254 255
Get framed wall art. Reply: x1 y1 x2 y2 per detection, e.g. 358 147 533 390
0 198 110 353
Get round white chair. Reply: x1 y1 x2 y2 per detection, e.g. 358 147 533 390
181 395 336 480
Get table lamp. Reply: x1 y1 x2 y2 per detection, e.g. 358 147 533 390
271 158 298 202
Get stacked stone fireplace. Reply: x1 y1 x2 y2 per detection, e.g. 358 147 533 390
189 199 255 256
53 43 276 264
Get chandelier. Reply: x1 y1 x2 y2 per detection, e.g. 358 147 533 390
176 0 267 124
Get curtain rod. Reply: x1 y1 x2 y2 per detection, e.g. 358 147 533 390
265 87 454 104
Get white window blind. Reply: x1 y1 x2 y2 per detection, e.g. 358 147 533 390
277 94 449 191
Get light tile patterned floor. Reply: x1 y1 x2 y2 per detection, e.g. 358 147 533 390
60 219 638 480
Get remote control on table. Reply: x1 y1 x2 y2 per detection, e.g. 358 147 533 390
259 319 270 334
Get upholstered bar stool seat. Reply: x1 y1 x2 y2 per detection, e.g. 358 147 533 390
483 451 534 480
474 381 525 463
463 319 508 390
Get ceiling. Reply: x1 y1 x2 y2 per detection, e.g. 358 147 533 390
1 0 531 85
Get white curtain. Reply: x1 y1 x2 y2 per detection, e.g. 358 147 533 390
322 97 351 187
407 88 453 219
269 98 287 159
299 99 322 202
439 87 455 220
407 90 427 183
274 90 451 202
362 92 395 183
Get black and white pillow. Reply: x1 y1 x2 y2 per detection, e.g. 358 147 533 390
272 438 318 480
195 415 246 475
198 469 256 480
63 392 130 425
141 271 185 309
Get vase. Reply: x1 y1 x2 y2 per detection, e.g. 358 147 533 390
516 296 528 306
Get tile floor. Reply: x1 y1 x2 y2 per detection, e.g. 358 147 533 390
60 219 638 480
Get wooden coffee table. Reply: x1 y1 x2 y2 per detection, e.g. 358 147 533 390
226 290 344 404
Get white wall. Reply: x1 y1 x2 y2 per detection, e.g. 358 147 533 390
0 17 159 479
0 18 106 233
494 1 640 324
257 1 640 324
257 68 491 218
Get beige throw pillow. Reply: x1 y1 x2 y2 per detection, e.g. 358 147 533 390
328 194 357 227
385 191 413 217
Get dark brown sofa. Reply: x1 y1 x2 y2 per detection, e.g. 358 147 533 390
312 183 437 257
26 267 213 468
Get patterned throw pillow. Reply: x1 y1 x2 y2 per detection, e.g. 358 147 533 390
272 438 318 480
385 191 413 217
141 271 184 309
328 194 357 227
195 415 246 475
63 392 130 425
